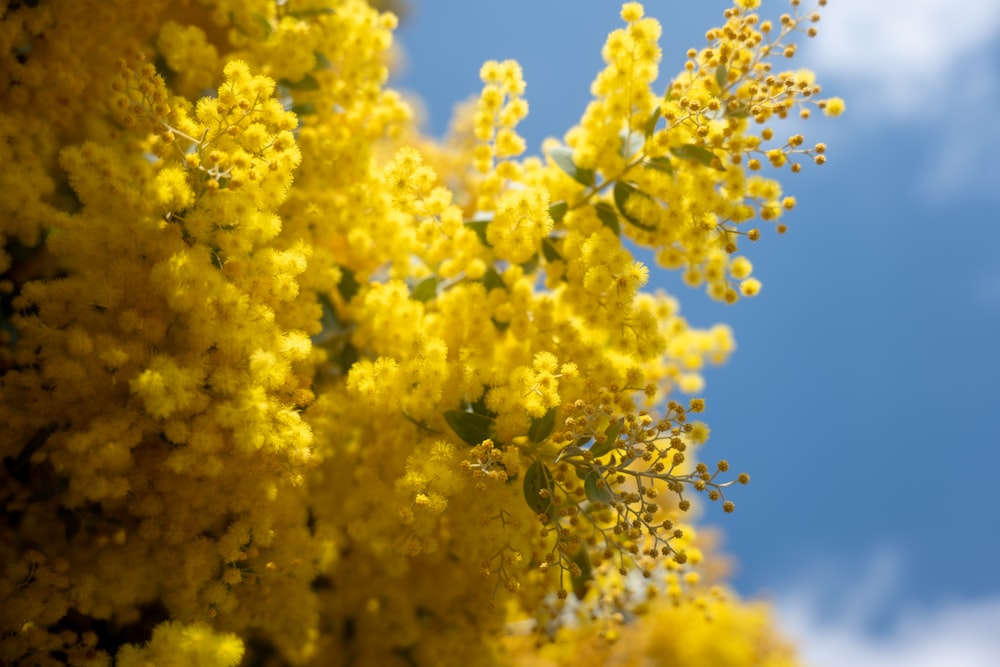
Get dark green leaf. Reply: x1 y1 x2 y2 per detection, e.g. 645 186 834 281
613 181 657 231
541 237 562 263
57 506 81 541
644 105 663 139
314 51 332 70
289 8 336 19
523 460 555 517
465 219 491 247
589 418 623 459
444 410 494 446
548 145 595 187
315 292 340 336
280 73 320 91
411 277 438 302
548 200 568 223
554 445 586 464
670 144 724 171
401 410 440 434
470 388 497 418
250 13 274 38
568 546 594 600
528 407 557 444
4 423 57 483
584 470 615 504
715 63 728 91
520 253 539 275
336 266 359 302
291 102 316 117
643 156 674 175
336 343 358 375
605 418 623 444
481 266 504 292
491 317 510 333
595 202 621 236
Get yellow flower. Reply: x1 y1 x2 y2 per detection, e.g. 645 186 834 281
823 96 847 117
487 187 553 263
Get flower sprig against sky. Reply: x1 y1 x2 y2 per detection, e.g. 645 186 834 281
0 1 839 665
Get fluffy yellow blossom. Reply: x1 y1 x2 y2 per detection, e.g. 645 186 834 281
117 622 244 667
0 1 839 665
487 187 554 263
823 96 847 117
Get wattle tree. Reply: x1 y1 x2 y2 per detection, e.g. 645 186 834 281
0 1 842 665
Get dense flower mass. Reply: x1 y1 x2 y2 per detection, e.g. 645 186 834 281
0 1 840 665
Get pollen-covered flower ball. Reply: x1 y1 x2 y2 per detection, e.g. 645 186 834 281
0 1 839 666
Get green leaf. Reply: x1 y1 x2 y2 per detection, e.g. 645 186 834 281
548 145 595 187
337 266 360 302
315 292 340 337
336 343 358 375
541 237 562 263
589 418 623 459
725 103 750 119
4 423 57 483
584 470 615 504
548 200 568 223
401 410 440 434
411 277 438 302
520 253 539 275
481 266 504 292
595 202 621 236
528 407 557 444
57 506 81 541
464 219 491 247
568 546 594 600
491 317 510 333
612 181 657 231
289 8 336 19
523 460 555 517
620 132 645 160
670 144 724 171
280 73 320 91
470 388 495 418
251 13 274 38
715 63 729 91
644 105 663 139
314 51 332 70
554 445 586 464
643 156 674 175
444 410 494 446
290 103 317 117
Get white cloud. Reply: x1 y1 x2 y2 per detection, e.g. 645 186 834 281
797 0 1000 197
803 0 1000 118
774 548 1000 667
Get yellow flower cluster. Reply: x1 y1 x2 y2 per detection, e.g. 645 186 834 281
474 60 529 175
1 1 839 665
503 590 798 667
117 622 245 667
549 0 843 303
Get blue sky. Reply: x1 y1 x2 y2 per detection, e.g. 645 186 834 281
392 1 1000 664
